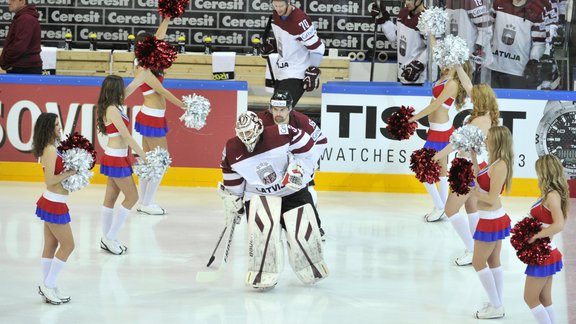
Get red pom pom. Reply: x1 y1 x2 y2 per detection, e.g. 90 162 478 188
409 148 440 184
386 105 418 140
510 217 552 265
57 132 97 170
135 35 178 70
158 0 190 18
448 157 474 195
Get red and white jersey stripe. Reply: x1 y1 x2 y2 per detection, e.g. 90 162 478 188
271 7 325 80
221 124 316 200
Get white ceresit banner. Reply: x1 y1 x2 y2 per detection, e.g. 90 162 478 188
320 83 576 179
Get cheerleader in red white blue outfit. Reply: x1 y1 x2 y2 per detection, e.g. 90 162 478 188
32 113 77 305
134 17 186 216
409 58 472 222
523 154 567 324
96 73 148 256
469 126 514 319
433 71 500 266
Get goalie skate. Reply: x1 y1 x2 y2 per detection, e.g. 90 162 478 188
283 204 329 284
246 195 284 290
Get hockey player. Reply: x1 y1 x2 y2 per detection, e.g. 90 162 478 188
219 111 328 290
487 0 546 89
370 0 429 84
261 0 325 106
444 0 493 83
257 90 327 226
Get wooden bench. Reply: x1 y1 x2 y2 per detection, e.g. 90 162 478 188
1 48 350 109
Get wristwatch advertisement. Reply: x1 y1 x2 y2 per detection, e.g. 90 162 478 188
535 100 576 178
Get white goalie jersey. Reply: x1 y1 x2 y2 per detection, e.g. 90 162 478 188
221 124 316 201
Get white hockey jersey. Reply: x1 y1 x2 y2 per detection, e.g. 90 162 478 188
270 8 325 80
221 124 317 201
488 0 546 76
445 0 493 56
396 8 428 84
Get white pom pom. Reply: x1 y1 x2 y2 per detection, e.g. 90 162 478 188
61 147 95 192
450 125 486 154
134 147 172 181
180 94 211 130
433 34 469 67
417 7 448 37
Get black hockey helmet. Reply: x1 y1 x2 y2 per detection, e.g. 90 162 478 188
269 90 293 110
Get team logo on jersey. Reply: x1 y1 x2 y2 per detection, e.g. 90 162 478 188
278 124 289 135
450 19 458 35
399 35 407 57
502 24 516 46
256 162 277 185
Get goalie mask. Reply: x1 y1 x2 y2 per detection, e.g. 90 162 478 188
236 111 264 152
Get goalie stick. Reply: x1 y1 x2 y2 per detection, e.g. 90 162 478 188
205 224 228 267
195 213 240 283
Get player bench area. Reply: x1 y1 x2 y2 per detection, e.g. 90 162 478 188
111 52 350 110
0 49 350 111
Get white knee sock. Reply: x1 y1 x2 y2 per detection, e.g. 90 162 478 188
531 304 552 324
477 267 502 308
438 176 449 204
449 212 474 251
545 305 556 324
138 179 149 205
41 258 52 280
490 266 504 302
423 182 444 210
44 258 65 289
142 177 163 206
107 205 130 241
468 212 480 235
101 206 114 237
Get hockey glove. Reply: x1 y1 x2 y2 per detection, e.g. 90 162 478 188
303 66 321 92
523 59 540 84
282 162 305 191
370 1 391 24
401 60 425 82
471 44 485 65
218 182 244 224
259 41 276 58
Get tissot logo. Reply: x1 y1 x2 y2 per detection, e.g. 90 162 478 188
325 105 525 140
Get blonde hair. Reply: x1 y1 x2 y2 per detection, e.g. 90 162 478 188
487 126 514 193
469 83 500 127
453 61 472 111
535 154 569 219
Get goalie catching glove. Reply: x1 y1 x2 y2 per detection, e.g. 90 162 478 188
218 182 244 224
303 66 321 92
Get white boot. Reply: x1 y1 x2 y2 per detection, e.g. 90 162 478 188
38 285 62 305
455 250 473 266
100 237 124 255
475 303 505 319
425 207 445 222
137 204 166 215
54 287 70 303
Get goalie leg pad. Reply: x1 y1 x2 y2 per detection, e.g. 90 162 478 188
246 195 284 289
283 203 329 284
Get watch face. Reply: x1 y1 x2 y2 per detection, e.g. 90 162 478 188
535 101 576 176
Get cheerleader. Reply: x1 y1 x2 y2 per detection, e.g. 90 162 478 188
523 154 567 324
32 112 77 305
433 64 500 265
469 126 514 319
96 74 148 255
134 17 185 215
408 60 472 222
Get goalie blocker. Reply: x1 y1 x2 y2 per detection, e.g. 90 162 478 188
246 194 328 290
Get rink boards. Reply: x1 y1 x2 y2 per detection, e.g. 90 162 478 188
1 75 576 196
